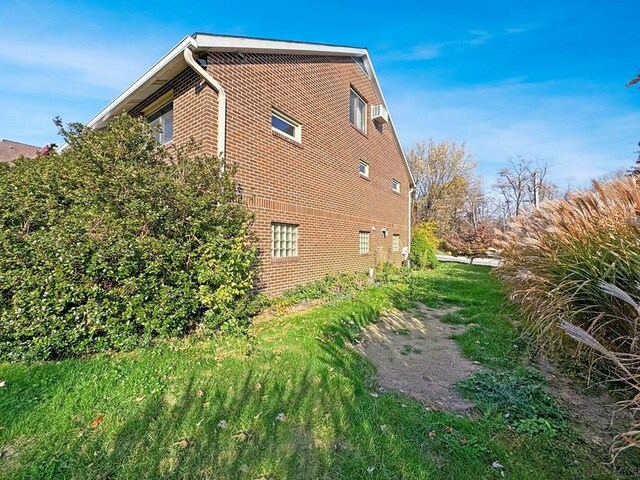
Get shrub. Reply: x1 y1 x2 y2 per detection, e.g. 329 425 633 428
442 222 494 263
495 176 640 452
274 272 369 310
409 223 438 269
0 114 258 361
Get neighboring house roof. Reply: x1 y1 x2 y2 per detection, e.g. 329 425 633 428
82 33 415 186
0 139 40 163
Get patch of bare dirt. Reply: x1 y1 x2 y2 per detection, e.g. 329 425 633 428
536 354 633 447
353 304 480 413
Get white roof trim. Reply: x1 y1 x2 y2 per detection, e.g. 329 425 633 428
77 34 415 185
193 33 367 57
85 35 197 129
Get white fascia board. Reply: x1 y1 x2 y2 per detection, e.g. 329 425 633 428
362 52 416 187
194 34 367 57
85 35 197 129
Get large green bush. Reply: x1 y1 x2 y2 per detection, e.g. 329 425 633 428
0 115 258 361
409 223 438 269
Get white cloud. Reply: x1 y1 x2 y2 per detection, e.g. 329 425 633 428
386 79 640 187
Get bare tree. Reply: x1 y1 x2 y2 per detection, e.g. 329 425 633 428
493 157 558 222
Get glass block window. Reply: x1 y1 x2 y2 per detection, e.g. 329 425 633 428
272 223 298 258
148 101 173 144
392 234 400 252
359 231 370 254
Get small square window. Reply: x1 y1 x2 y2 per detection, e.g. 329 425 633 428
392 179 400 193
359 231 370 254
272 223 298 258
349 89 366 133
392 234 400 253
148 101 173 144
271 110 301 142
359 160 369 177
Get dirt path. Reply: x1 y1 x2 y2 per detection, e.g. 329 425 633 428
353 304 480 413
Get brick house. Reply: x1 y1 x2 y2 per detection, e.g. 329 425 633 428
84 34 415 294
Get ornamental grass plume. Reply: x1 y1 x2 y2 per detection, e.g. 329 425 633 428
495 176 640 454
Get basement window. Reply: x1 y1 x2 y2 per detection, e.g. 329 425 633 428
148 101 174 144
392 234 400 252
392 179 401 193
359 231 370 255
272 223 298 258
271 110 301 142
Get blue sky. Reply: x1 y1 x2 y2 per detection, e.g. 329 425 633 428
0 0 638 186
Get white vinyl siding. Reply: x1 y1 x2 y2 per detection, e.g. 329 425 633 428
359 231 370 254
272 223 298 258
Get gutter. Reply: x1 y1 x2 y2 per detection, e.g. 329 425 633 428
182 48 227 158
407 187 414 266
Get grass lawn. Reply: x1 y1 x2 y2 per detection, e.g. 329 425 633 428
0 264 637 479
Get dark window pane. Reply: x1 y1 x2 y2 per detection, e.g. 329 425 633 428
272 115 296 137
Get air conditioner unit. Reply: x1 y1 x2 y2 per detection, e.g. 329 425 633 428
371 104 389 124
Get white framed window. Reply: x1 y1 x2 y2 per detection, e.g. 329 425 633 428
392 179 400 193
359 231 370 254
359 160 369 177
271 109 301 142
349 89 366 133
148 101 174 144
392 234 400 252
272 223 298 258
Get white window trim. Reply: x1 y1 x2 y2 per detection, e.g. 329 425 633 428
350 88 367 134
147 99 174 145
271 109 302 143
392 179 401 193
359 160 369 178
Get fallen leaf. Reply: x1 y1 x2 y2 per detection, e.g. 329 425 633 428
428 431 437 438
196 389 204 397
367 466 375 473
445 426 454 433
174 439 192 449
217 419 228 429
459 436 468 445
232 431 253 442
370 392 379 398
254 383 262 390
492 461 504 469
240 464 250 473
275 412 286 422
77 431 84 437
90 415 104 428
135 396 145 402
0 380 6 388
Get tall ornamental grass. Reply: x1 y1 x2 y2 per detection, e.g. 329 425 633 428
495 176 640 454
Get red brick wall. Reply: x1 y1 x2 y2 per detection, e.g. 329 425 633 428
131 52 411 294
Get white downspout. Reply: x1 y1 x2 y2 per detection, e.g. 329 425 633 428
408 187 414 267
183 48 227 158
